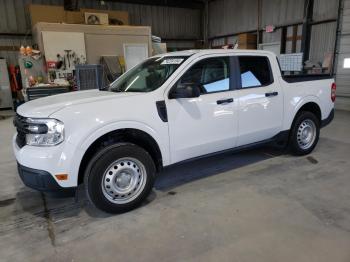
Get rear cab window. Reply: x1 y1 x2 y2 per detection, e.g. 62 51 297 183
238 56 273 88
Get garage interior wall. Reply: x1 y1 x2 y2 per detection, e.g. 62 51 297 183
209 0 338 60
336 0 350 110
0 0 202 65
208 0 347 109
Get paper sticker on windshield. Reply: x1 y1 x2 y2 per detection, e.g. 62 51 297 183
161 58 184 65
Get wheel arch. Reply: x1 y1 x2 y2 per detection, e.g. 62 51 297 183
289 101 322 131
77 128 163 185
293 102 322 125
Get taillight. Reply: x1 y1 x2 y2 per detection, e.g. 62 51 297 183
331 83 336 102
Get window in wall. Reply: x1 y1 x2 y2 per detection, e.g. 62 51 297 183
178 57 230 94
239 56 273 88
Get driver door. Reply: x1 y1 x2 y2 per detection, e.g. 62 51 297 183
166 55 239 164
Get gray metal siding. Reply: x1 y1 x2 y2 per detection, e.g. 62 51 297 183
208 0 306 39
261 0 304 26
0 0 201 39
208 0 258 38
336 0 350 106
309 22 337 64
262 29 281 44
313 0 339 21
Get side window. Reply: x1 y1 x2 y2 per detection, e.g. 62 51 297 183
178 57 230 94
239 56 273 88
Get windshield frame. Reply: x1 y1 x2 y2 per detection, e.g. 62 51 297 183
108 55 190 93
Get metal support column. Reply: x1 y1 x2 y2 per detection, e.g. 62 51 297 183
203 0 209 48
301 0 314 64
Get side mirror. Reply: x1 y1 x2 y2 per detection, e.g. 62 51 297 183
169 83 201 99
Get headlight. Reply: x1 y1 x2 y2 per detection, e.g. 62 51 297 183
25 118 64 146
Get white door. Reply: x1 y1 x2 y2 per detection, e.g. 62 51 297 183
166 56 238 164
0 59 13 109
236 55 283 146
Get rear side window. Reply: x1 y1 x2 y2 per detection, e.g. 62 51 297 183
238 56 273 88
178 57 230 94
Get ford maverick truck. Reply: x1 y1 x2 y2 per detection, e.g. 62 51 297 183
13 50 335 213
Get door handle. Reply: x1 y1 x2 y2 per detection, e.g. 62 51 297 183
265 91 278 97
216 98 234 105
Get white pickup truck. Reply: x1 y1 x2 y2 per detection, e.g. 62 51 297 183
13 50 335 213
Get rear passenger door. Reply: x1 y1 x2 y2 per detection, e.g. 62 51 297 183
236 55 283 146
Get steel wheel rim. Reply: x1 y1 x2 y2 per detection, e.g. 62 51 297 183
297 119 316 150
101 157 147 204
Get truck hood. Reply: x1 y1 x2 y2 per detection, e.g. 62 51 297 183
17 90 140 118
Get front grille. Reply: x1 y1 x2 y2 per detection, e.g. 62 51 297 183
14 114 28 148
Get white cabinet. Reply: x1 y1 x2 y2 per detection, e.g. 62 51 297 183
0 59 13 109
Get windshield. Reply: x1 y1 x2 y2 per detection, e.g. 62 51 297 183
109 56 188 92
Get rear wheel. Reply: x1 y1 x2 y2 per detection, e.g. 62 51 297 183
84 143 156 213
289 111 320 155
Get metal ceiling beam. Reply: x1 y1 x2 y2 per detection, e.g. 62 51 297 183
102 0 204 9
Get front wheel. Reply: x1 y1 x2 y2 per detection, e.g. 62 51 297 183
289 111 320 155
84 143 156 213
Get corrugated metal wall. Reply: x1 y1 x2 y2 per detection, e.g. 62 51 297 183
208 0 305 39
309 22 337 63
260 0 304 26
0 0 202 64
0 0 201 38
336 0 350 110
208 0 338 65
208 0 338 37
309 0 339 65
313 0 339 21
208 0 258 38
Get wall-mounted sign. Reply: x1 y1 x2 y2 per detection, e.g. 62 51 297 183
265 25 275 33
344 58 350 69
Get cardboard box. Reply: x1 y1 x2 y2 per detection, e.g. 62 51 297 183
238 33 257 45
238 43 257 50
28 5 65 26
238 33 257 49
64 11 85 24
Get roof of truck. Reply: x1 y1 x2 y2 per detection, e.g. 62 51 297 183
155 49 275 57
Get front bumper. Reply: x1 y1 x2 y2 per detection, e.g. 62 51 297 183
13 133 83 189
17 163 75 192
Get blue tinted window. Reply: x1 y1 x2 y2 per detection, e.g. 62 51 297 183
203 78 230 93
239 56 272 88
241 71 261 88
178 57 230 94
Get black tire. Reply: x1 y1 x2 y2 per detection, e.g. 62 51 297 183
84 143 156 213
289 111 320 156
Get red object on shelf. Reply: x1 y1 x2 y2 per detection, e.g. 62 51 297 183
47 61 57 69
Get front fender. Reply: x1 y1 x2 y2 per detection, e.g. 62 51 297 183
58 120 169 187
79 120 170 165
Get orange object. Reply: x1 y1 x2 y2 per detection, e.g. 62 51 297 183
25 46 33 56
55 174 68 180
20 46 26 55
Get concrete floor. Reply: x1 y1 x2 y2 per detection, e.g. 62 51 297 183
1 111 350 262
